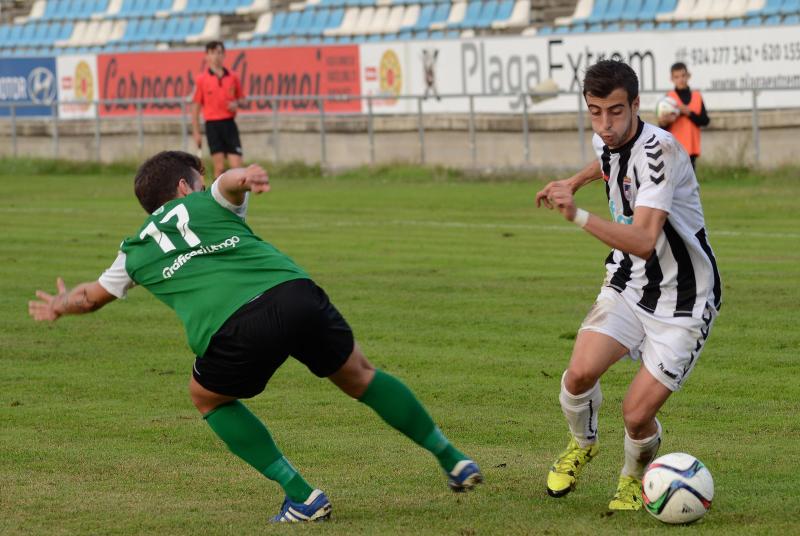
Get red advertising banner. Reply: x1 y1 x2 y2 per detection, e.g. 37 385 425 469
98 45 361 117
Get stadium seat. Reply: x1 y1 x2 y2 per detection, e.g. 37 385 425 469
603 0 626 21
784 12 799 20
554 0 592 24
673 18 690 26
621 0 643 20
324 8 345 29
444 0 472 29
493 0 529 28
367 6 390 33
749 0 781 14
781 0 799 13
295 8 317 35
587 0 611 22
353 6 376 34
691 18 708 26
407 4 434 30
384 6 406 33
324 6 359 34
656 0 695 20
187 14 221 42
727 15 745 23
763 13 781 20
398 5 419 28
708 17 726 25
638 19 655 26
636 0 661 20
477 0 500 26
725 0 750 16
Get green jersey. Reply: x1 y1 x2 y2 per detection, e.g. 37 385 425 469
113 188 308 356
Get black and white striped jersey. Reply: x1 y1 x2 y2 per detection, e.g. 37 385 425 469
592 119 722 319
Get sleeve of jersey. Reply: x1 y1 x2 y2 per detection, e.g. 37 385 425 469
192 76 203 105
211 178 250 219
635 136 675 214
592 133 605 158
98 251 135 299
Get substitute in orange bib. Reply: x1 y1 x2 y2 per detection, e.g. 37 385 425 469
659 62 709 169
192 41 246 178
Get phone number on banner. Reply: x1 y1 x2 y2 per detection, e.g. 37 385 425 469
677 42 800 65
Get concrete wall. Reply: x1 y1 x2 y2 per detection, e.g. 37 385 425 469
1 110 797 170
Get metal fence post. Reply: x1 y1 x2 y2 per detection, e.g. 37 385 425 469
318 97 327 168
94 100 101 162
577 92 586 163
272 97 279 162
468 94 476 168
51 102 59 158
751 89 760 167
180 99 187 152
522 94 530 166
11 104 17 158
136 101 144 156
367 96 375 165
417 97 425 165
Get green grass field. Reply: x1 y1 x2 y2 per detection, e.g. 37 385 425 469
1 159 798 535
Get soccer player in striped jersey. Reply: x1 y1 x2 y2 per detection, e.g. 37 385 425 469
29 152 482 523
535 60 721 511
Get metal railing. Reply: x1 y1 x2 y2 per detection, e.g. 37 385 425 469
0 89 789 168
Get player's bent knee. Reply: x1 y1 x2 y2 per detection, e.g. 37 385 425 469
622 409 656 439
564 367 600 395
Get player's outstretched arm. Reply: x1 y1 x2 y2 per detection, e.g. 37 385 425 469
544 182 667 259
535 160 602 209
29 278 117 322
215 164 271 206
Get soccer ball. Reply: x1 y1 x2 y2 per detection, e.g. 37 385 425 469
655 96 679 124
642 452 714 524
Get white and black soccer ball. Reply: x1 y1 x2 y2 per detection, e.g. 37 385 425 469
642 452 714 524
655 96 680 124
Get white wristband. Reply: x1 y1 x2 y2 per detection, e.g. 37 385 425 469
573 208 590 228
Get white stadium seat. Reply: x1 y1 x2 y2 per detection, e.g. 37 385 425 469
106 0 124 17
239 12 272 39
726 0 750 15
689 0 716 19
353 6 375 35
172 0 188 13
744 0 765 12
384 5 406 33
657 0 697 20
368 6 390 34
400 4 420 28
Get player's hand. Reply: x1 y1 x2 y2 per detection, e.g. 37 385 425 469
227 101 239 112
535 178 573 209
29 277 66 322
547 182 578 222
677 103 690 115
242 164 271 194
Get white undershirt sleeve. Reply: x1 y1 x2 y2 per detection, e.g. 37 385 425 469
211 178 250 219
98 251 135 299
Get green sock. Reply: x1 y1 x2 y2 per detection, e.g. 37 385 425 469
358 369 468 473
204 400 313 502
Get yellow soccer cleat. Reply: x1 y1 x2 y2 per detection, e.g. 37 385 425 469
608 475 643 511
546 437 599 497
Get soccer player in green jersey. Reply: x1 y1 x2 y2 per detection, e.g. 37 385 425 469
29 151 482 523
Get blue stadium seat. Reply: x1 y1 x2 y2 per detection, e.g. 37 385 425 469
637 0 660 19
325 8 345 29
554 24 570 32
673 20 689 28
727 17 744 25
751 0 782 15
605 21 620 29
656 20 671 28
493 0 515 22
764 13 781 22
781 0 799 13
280 11 301 36
267 12 287 35
603 0 625 21
708 18 726 27
587 22 604 30
478 1 500 26
744 15 762 24
453 1 482 28
656 0 677 16
639 20 655 27
430 3 451 25
784 13 799 21
410 5 435 30
691 19 707 27
587 0 610 22
621 0 643 20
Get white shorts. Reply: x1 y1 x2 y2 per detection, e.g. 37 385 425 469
579 286 717 392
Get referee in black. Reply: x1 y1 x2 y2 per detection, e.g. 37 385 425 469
191 41 246 178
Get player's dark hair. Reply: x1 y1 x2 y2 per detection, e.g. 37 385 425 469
670 62 688 73
205 41 224 53
134 151 204 213
582 60 639 104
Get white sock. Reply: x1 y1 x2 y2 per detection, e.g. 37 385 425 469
621 418 662 479
559 371 602 448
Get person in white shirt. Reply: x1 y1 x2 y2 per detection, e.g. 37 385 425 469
535 59 721 511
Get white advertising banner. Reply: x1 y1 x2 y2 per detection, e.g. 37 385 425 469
57 55 98 119
399 25 800 114
359 42 413 114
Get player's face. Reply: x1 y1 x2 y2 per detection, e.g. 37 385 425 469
671 69 690 89
585 88 640 149
206 47 225 69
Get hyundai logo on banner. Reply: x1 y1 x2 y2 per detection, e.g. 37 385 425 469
0 57 57 117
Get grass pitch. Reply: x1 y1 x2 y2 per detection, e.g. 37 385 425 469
1 160 798 535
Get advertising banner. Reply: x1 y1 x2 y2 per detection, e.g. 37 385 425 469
359 42 412 114
405 26 800 114
57 55 99 119
0 57 57 117
98 46 361 117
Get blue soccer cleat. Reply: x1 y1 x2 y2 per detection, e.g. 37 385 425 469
448 460 484 492
271 489 332 523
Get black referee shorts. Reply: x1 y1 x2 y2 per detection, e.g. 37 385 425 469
205 118 242 156
193 278 354 399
